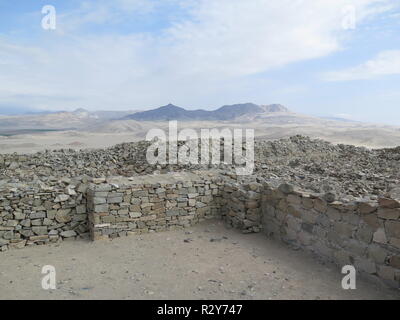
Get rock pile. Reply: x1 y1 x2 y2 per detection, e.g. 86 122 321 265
1 135 399 200
254 136 400 200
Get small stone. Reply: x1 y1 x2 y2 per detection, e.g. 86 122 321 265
373 228 387 244
388 256 400 269
359 202 377 214
32 226 48 235
55 209 72 223
378 198 400 209
279 183 294 194
354 258 376 274
60 230 77 238
65 186 77 196
378 208 400 220
55 194 69 203
323 192 336 203
385 221 400 239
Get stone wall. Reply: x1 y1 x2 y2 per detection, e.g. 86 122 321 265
261 183 400 288
1 168 399 289
0 172 226 251
219 179 263 233
0 179 89 252
87 172 223 240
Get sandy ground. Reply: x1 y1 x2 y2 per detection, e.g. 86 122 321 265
1 220 399 300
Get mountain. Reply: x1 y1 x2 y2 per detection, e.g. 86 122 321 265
125 104 195 121
124 103 291 121
260 104 290 113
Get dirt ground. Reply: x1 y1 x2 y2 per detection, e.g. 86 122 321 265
1 220 399 300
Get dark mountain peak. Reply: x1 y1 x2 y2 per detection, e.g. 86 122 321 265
212 103 264 120
124 102 291 121
126 104 188 121
157 103 183 111
217 103 263 112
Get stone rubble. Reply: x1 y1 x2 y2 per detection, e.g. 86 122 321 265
1 135 399 200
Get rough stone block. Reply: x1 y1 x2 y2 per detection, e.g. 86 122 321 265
377 265 396 281
94 204 109 213
358 202 378 215
355 258 376 274
55 209 72 223
302 197 314 209
355 226 374 244
373 228 387 244
93 197 106 205
314 198 328 213
345 239 368 256
333 221 353 237
334 249 353 266
389 255 400 269
326 207 341 221
362 214 380 229
378 208 400 220
32 226 47 235
378 198 400 209
385 221 400 239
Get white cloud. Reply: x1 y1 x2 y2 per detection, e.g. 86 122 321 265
0 0 394 110
324 50 400 81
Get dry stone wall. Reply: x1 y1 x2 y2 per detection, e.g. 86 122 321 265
0 179 89 251
261 183 400 288
219 179 263 233
87 172 223 240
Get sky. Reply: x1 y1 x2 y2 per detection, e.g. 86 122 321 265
0 0 399 124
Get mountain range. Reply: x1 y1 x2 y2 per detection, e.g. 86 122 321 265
0 102 377 134
124 103 290 121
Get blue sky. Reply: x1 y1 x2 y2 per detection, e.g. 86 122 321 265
0 0 399 124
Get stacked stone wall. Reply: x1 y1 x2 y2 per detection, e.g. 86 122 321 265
87 173 223 240
0 179 89 251
220 180 263 233
1 170 399 288
261 183 400 288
